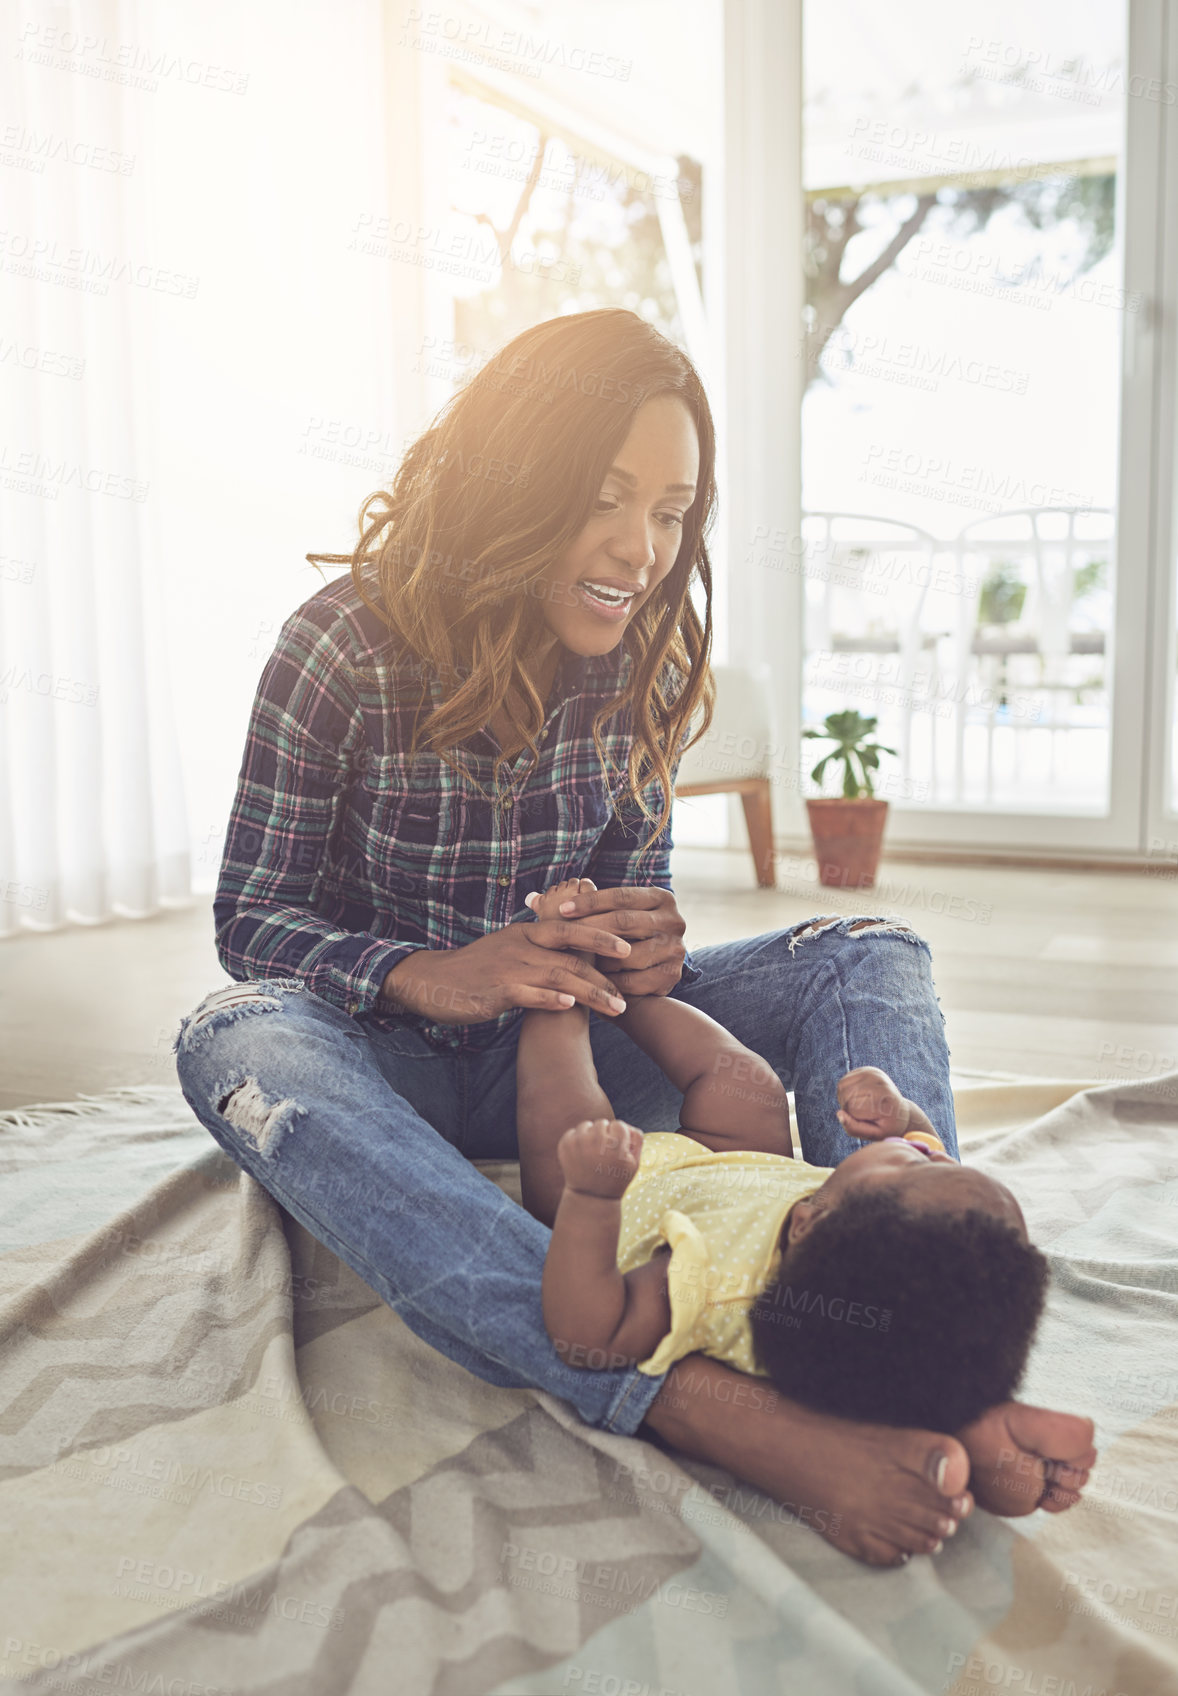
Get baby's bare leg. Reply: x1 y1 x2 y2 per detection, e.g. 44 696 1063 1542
516 879 615 1224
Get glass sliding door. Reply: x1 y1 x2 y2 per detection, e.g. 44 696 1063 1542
1146 0 1178 873
800 0 1159 851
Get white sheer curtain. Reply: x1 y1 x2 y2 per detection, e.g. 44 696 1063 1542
0 0 190 935
1 0 424 924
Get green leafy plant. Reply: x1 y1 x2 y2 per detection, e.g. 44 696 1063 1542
1071 671 1106 705
1073 556 1107 601
978 560 1027 626
803 710 897 799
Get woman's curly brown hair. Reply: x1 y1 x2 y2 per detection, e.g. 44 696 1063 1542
307 307 717 868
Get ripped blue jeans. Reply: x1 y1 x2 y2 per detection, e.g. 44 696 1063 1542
173 914 955 1437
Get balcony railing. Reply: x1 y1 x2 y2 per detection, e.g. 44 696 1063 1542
801 508 1115 809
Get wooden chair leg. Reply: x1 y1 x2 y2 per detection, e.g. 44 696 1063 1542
740 781 776 888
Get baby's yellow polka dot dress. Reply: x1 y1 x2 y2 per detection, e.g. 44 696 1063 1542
615 1131 834 1377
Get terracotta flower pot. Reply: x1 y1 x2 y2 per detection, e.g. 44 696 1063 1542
805 797 889 890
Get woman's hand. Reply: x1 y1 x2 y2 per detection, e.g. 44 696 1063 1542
524 876 599 967
552 884 689 997
379 911 636 1026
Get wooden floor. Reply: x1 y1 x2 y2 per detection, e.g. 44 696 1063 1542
1 847 1176 1109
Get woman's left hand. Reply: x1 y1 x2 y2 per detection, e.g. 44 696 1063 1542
555 884 688 997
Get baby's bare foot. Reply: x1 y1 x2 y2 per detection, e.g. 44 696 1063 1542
957 1400 1097 1517
526 877 599 966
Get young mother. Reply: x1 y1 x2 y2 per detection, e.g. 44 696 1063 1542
175 308 1094 1567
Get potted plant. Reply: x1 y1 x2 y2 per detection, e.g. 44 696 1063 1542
977 559 1027 629
802 710 897 890
976 559 1029 713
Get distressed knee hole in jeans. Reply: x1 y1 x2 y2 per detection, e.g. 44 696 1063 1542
175 978 305 1056
217 1078 303 1154
786 914 919 957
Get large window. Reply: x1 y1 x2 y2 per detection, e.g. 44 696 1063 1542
400 3 719 402
445 84 703 357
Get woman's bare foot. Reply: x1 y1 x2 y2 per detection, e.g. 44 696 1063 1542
957 1401 1097 1516
642 1353 974 1567
835 1066 938 1144
526 877 598 968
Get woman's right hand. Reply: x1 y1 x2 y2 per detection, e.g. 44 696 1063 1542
379 914 635 1026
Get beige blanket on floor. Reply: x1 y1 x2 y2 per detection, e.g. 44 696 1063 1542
1 1074 1176 1695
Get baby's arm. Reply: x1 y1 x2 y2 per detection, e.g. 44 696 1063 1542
542 1118 672 1369
516 879 617 1225
613 995 792 1157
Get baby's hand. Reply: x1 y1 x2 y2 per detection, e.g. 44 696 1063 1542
836 1066 914 1140
557 1117 643 1198
525 877 598 966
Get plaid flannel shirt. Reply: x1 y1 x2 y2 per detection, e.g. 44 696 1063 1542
214 574 703 1052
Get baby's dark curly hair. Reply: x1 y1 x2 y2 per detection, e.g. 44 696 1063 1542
749 1188 1050 1433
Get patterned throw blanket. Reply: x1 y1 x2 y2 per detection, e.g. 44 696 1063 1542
1 1075 1176 1695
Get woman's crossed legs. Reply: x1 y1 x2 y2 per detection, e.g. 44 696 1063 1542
174 919 1093 1565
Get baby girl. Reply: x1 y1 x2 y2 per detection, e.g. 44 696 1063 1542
516 878 1094 1547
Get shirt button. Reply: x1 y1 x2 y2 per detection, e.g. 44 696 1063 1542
347 999 359 1016
498 875 511 887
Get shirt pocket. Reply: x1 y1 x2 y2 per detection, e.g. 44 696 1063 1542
578 778 614 836
354 757 460 908
528 779 608 889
